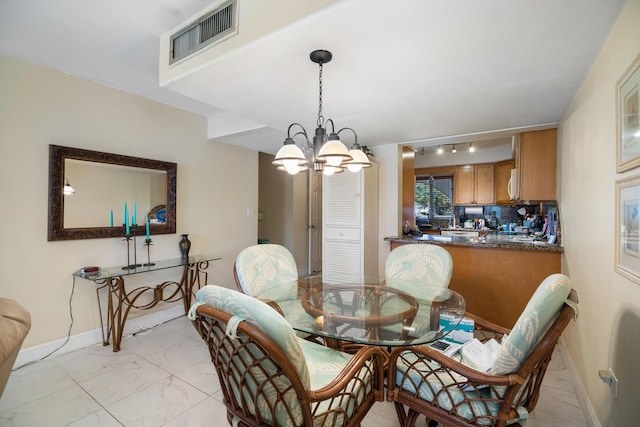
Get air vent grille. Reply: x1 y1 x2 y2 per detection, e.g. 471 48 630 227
170 0 237 64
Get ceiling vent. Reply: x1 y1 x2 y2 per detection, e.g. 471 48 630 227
170 0 237 64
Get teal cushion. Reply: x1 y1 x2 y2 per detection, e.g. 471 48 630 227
299 339 356 390
384 245 452 339
385 244 453 298
235 244 299 301
188 285 310 389
491 274 571 375
299 339 374 426
394 351 528 425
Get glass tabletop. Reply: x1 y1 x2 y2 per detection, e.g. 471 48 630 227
290 275 466 347
73 255 221 280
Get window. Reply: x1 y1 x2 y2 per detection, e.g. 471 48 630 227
415 175 453 221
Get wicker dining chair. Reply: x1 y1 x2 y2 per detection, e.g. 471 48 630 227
386 273 578 427
189 285 387 427
385 244 453 297
233 244 317 330
382 244 454 338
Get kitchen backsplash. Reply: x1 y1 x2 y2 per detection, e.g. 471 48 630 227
426 202 560 241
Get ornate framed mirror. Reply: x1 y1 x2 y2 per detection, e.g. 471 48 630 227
48 145 177 241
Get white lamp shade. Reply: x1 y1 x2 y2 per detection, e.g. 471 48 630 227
343 148 371 172
317 139 352 167
273 143 306 166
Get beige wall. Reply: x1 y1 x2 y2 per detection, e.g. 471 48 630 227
374 144 404 274
258 152 309 273
0 55 258 348
558 0 640 425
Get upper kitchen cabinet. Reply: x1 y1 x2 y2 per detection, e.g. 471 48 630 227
515 129 557 202
454 163 495 205
495 159 516 204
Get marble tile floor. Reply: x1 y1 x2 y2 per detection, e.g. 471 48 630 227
0 316 588 426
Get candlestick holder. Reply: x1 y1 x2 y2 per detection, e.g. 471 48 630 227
143 238 155 266
131 224 142 268
122 225 142 270
122 233 135 270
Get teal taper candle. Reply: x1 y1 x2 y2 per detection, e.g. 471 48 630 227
145 216 150 239
124 202 130 235
132 202 137 226
110 209 113 227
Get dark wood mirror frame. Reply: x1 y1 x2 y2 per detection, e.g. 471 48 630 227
48 144 177 241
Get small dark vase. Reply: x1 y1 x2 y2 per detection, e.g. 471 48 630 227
179 234 191 262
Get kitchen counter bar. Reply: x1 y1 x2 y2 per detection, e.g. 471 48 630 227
384 233 562 252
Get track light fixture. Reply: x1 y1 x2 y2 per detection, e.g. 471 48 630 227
272 50 371 175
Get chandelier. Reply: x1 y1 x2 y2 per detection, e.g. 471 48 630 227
272 49 371 175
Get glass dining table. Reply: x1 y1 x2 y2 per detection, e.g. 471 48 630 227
285 275 466 348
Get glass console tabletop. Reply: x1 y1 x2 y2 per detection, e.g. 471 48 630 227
289 275 466 347
73 255 221 280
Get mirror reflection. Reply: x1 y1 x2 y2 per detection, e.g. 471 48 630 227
63 160 167 228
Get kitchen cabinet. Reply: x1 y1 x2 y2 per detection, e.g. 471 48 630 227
495 159 516 204
454 163 495 205
515 129 557 201
323 163 378 282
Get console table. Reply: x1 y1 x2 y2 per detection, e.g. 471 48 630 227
74 255 221 351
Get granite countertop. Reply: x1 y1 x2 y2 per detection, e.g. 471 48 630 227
384 233 563 252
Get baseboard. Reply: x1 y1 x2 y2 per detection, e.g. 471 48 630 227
15 305 185 368
557 337 601 427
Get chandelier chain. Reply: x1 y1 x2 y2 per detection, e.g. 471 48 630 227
273 50 370 175
317 63 324 127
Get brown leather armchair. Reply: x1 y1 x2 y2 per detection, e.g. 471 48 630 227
0 298 31 398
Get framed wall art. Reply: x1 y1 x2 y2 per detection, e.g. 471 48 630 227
616 53 640 172
615 174 640 285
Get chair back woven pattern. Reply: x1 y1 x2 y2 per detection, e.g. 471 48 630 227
190 285 384 427
387 276 578 427
235 244 299 301
385 244 453 298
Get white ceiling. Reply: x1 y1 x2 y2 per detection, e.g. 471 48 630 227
0 0 628 156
